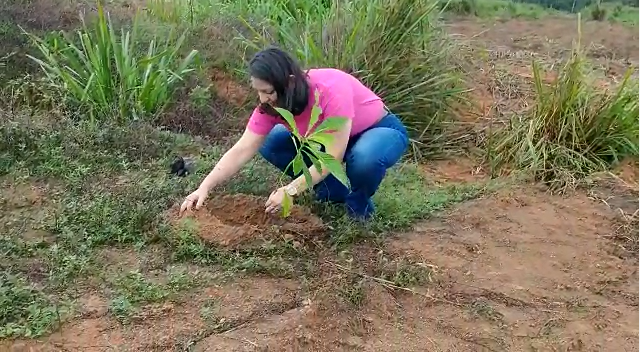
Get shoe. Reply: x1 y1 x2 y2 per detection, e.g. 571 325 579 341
346 198 375 221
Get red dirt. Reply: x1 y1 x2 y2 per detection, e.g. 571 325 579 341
5 180 639 351
421 157 488 184
448 17 639 127
175 193 326 249
386 186 638 351
446 18 639 62
210 69 252 108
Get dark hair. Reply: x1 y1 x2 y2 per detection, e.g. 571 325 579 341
249 46 310 117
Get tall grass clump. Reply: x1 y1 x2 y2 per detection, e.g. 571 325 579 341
489 33 639 190
22 4 198 122
238 0 465 157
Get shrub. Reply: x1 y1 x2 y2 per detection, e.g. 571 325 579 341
238 0 465 157
439 0 478 15
591 2 608 20
22 3 198 122
489 40 639 190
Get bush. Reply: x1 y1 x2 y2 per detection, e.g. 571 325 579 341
22 3 198 122
238 0 465 157
489 43 639 190
439 0 478 15
591 2 608 20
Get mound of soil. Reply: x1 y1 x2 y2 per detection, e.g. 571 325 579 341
175 194 326 249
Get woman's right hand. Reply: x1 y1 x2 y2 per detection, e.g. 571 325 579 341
179 187 210 216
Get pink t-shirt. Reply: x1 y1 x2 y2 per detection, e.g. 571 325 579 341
246 68 384 137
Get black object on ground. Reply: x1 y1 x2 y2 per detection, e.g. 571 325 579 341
170 156 195 177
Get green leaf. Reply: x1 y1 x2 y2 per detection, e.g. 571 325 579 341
309 117 349 136
308 133 335 149
306 89 323 136
274 107 301 137
281 192 293 218
291 152 303 174
316 151 350 188
302 147 324 174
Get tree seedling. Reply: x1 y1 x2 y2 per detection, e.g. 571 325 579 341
274 89 350 217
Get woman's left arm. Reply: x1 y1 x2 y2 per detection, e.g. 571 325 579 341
285 85 355 195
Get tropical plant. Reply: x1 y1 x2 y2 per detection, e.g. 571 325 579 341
22 3 198 122
274 90 350 217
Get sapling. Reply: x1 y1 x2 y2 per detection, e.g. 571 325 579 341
273 89 350 217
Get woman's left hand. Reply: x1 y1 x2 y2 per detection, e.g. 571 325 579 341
265 187 287 214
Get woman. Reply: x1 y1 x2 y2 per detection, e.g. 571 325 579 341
180 47 409 220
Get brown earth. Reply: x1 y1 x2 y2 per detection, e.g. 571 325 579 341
446 17 639 62
448 17 639 128
5 169 638 351
173 194 326 249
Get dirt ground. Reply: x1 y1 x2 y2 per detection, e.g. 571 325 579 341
446 17 640 128
2 14 639 352
4 159 638 352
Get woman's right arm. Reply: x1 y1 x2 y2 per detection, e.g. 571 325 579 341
198 128 267 192
180 128 266 214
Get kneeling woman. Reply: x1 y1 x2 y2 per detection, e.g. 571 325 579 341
180 47 409 220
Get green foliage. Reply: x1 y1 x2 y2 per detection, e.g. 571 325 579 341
489 42 639 190
22 4 198 122
439 0 557 18
0 273 67 338
274 90 350 217
239 0 465 157
590 1 608 20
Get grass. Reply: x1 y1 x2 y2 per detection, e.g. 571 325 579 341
0 102 483 337
439 0 561 19
237 0 466 158
488 34 639 190
0 273 67 338
22 3 198 122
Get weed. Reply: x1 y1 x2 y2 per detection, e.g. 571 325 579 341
23 3 198 122
0 273 68 338
590 1 608 20
375 253 436 288
468 298 504 323
489 26 639 191
338 277 366 307
199 297 221 323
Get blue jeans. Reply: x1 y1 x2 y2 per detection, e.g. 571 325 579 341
259 111 410 219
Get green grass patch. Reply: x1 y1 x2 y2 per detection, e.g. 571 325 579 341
107 268 197 321
439 0 560 19
22 3 198 122
0 273 69 338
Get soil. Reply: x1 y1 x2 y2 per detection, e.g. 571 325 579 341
446 17 639 63
448 17 639 129
210 68 252 108
421 157 488 184
6 165 638 351
174 194 326 249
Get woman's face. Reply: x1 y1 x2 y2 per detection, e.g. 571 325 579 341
250 77 278 106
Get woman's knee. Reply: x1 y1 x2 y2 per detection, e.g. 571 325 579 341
345 128 408 179
345 150 384 181
259 125 295 159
